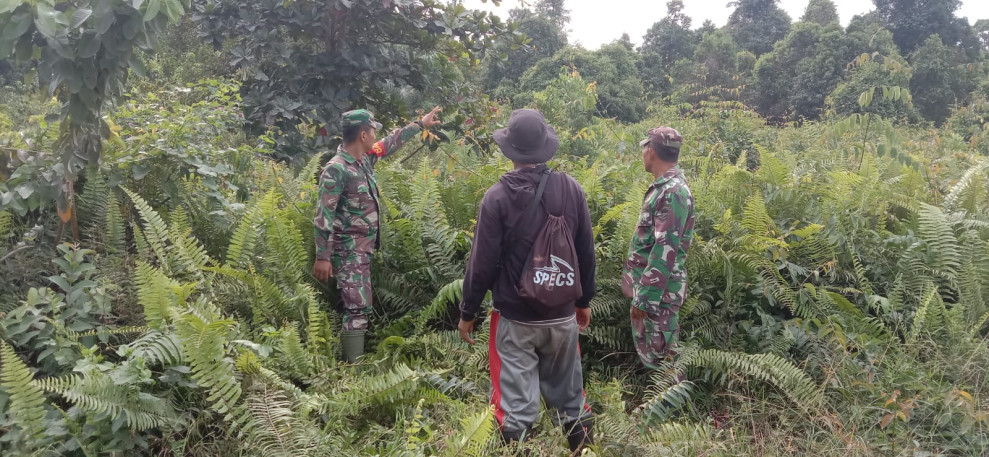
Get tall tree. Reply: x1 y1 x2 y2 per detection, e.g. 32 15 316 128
726 0 792 56
976 19 989 54
692 30 741 89
752 23 851 121
801 0 839 26
827 53 922 122
194 0 508 155
909 34 978 124
535 0 570 30
484 8 567 92
517 45 647 122
617 33 634 51
0 0 187 222
640 1 698 95
871 0 978 57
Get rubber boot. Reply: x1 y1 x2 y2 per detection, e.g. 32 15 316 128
500 427 533 456
340 330 366 363
563 418 594 456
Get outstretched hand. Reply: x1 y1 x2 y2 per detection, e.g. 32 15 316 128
420 106 442 129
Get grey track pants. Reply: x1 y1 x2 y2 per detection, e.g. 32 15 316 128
489 311 593 434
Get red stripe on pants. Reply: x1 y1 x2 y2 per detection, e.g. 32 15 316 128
577 341 592 413
489 312 506 428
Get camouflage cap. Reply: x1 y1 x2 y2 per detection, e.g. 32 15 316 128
639 127 683 149
341 109 383 130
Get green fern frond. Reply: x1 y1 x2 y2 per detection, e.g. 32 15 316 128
849 245 876 297
740 193 776 236
128 330 184 366
755 152 790 187
226 191 278 269
583 325 634 352
77 170 109 241
305 298 334 359
174 310 242 419
0 340 49 446
37 372 177 431
239 381 313 457
685 348 822 406
276 324 313 380
208 265 303 325
132 223 152 261
643 421 718 447
104 192 127 253
909 282 944 343
167 208 216 277
594 201 633 238
263 208 309 285
444 406 495 457
414 279 463 333
972 310 989 337
134 261 183 330
943 159 988 213
637 378 694 425
589 290 630 319
123 187 174 273
917 203 962 284
0 209 12 242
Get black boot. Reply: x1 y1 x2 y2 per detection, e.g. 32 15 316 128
563 418 594 456
501 427 533 456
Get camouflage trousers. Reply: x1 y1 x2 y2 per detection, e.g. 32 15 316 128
331 252 373 331
631 308 679 369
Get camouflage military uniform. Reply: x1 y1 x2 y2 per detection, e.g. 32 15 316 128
624 161 695 369
314 112 422 331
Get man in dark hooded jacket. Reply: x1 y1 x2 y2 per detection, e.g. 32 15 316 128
458 109 596 455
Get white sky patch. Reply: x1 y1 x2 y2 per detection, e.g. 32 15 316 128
459 0 989 50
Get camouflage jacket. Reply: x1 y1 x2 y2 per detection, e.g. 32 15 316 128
313 123 423 261
623 166 696 312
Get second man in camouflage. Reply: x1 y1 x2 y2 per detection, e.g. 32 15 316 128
622 127 696 369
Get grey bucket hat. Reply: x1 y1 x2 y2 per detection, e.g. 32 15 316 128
493 109 559 164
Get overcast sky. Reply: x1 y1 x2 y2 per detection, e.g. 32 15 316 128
460 0 989 50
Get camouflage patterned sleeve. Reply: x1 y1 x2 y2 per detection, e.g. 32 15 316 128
633 187 691 312
313 163 347 261
367 122 423 163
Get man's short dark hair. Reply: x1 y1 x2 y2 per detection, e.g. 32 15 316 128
342 124 372 144
651 142 680 162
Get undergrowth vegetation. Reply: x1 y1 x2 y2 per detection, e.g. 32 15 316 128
2 71 988 456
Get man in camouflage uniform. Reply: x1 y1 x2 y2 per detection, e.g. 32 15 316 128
313 107 442 362
622 127 696 369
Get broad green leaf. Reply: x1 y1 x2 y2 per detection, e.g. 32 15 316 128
161 0 183 22
34 2 68 39
128 53 147 77
70 8 92 29
13 29 30 59
2 10 31 40
77 31 101 58
0 38 13 59
0 0 21 14
142 0 160 21
122 12 143 39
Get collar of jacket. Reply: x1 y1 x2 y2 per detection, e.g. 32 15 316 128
336 145 361 164
650 165 681 188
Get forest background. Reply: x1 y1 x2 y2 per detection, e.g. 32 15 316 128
1 0 989 455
